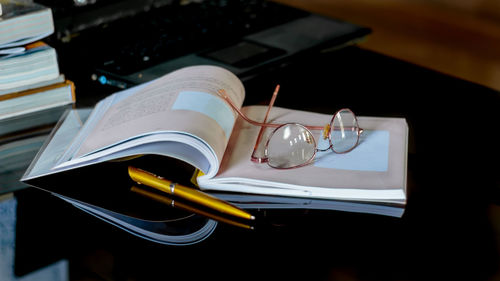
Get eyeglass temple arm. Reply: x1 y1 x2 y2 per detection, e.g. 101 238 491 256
218 89 281 128
262 85 279 125
250 85 281 163
217 89 363 134
218 88 318 129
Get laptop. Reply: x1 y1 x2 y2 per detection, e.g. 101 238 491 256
38 0 371 89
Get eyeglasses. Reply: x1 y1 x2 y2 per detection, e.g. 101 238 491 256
218 86 363 169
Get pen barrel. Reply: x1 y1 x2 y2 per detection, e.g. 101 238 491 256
128 167 174 194
128 166 254 220
173 186 252 219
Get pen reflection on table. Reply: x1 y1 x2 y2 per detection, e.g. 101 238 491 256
130 186 254 230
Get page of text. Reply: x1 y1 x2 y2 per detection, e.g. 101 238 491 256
74 65 245 164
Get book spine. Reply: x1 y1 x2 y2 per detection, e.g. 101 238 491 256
0 80 75 102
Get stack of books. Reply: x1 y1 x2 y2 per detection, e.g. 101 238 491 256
0 1 76 194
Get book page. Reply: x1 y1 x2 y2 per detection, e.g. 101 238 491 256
203 106 408 200
22 109 92 180
74 65 245 166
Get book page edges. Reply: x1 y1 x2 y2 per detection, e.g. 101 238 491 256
0 79 73 102
22 109 220 182
198 177 406 202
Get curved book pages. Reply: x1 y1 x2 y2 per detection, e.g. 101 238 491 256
22 66 245 181
55 194 217 245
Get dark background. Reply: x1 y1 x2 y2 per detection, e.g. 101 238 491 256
9 0 500 280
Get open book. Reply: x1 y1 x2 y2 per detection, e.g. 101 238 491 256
22 65 408 209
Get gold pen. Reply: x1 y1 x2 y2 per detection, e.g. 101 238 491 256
131 186 253 230
128 166 255 220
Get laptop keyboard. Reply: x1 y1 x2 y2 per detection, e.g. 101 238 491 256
73 0 308 76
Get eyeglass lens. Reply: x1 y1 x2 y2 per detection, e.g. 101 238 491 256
265 124 316 169
330 109 359 153
263 109 359 168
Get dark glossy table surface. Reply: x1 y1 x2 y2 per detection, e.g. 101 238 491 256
2 46 499 281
